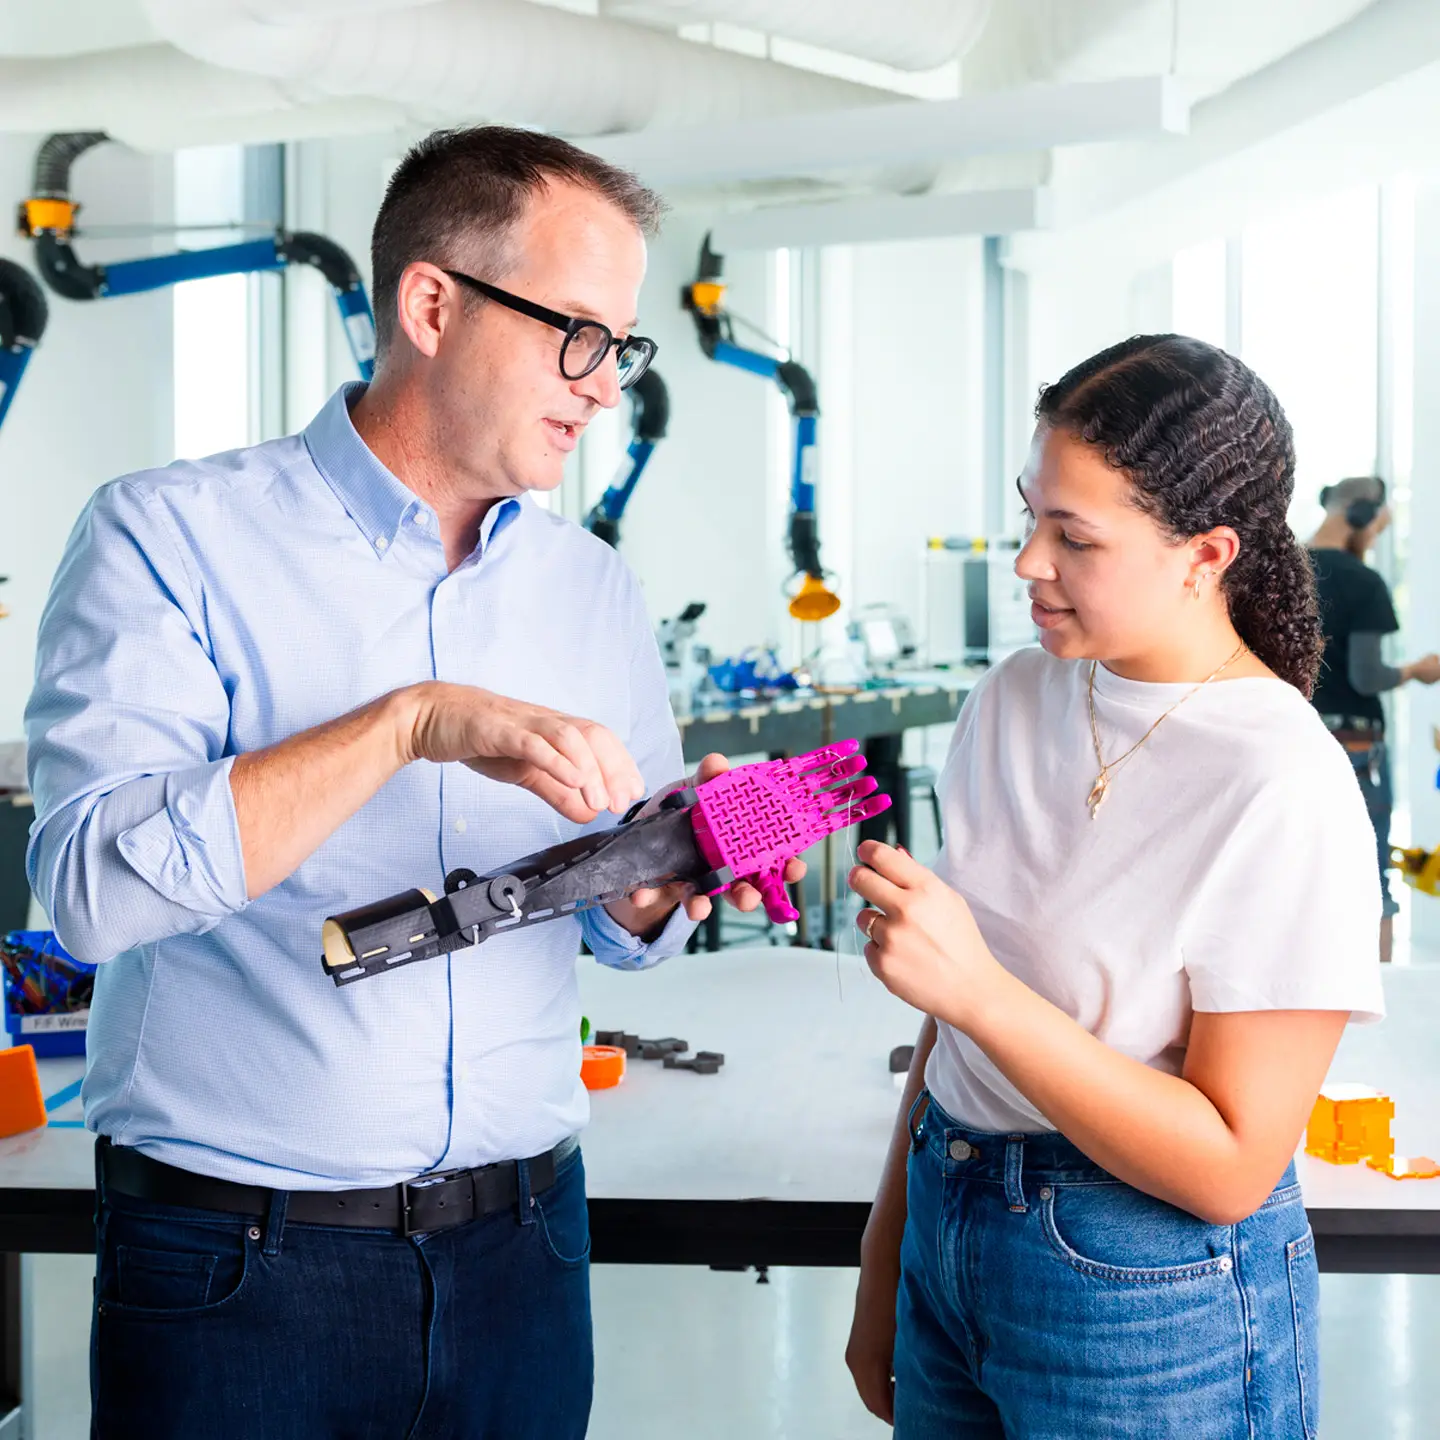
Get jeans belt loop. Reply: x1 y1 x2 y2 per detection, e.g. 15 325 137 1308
262 1189 288 1257
517 1156 535 1226
1004 1135 1027 1213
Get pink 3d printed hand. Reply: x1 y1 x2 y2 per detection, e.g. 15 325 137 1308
687 739 891 924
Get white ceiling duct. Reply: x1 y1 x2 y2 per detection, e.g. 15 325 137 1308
597 0 993 72
0 0 155 57
141 0 888 137
587 76 1187 190
0 44 410 151
710 187 1050 250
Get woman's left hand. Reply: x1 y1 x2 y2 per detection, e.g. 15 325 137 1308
849 840 1003 1029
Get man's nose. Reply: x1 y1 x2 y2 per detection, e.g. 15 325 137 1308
575 349 622 410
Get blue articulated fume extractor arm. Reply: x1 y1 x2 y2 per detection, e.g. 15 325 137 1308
19 132 377 379
0 258 48 435
583 366 670 548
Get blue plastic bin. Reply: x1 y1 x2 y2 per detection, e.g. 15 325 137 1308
3 930 90 1058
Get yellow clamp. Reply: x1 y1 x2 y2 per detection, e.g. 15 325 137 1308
688 280 726 317
1391 844 1440 897
17 197 77 238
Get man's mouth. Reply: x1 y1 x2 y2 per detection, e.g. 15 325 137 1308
544 418 585 450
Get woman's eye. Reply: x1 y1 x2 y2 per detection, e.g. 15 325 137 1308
1061 535 1092 552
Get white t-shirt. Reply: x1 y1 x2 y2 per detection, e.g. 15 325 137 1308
926 646 1387 1134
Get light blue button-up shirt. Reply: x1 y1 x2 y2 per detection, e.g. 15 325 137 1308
26 383 694 1188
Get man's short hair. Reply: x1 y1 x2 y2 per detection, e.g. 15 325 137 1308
1319 476 1385 515
370 125 665 360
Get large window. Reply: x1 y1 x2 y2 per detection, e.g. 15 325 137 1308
172 146 252 460
1240 187 1380 531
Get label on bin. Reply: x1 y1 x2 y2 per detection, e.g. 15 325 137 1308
18 1012 88 1033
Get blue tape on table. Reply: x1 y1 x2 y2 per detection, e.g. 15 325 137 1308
45 1077 85 1126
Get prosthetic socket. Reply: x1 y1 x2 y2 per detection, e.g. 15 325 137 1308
322 740 891 986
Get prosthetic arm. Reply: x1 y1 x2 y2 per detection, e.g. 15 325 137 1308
584 366 669 548
0 258 47 435
682 235 838 621
321 741 890 986
20 133 377 379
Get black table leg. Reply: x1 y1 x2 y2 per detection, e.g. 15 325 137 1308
861 734 910 852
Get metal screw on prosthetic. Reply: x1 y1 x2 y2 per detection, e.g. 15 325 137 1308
320 741 890 985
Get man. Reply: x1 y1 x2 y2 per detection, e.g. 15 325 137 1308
27 126 794 1439
1309 475 1440 963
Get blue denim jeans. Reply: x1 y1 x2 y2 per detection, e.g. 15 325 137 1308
91 1141 593 1439
894 1093 1319 1439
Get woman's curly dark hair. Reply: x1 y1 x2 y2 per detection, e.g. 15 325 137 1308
1036 334 1322 697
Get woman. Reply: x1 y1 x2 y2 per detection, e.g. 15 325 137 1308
1307 477 1440 963
846 335 1383 1439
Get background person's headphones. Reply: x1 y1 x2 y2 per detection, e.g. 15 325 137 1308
1321 479 1387 532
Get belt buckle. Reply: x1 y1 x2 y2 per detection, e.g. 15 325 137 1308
401 1166 474 1237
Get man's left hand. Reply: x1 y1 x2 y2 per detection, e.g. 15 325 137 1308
603 753 807 940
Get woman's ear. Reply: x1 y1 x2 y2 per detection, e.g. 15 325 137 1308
1192 526 1241 579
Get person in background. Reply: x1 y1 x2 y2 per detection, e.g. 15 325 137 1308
1308 476 1440 962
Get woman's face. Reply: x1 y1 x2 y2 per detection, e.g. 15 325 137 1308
1014 424 1208 666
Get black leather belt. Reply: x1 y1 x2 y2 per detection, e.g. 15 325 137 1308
100 1136 571 1237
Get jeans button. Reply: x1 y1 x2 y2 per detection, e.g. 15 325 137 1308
247 1226 262 1241
1218 1255 1234 1272
1040 1186 1053 1200
949 1139 972 1162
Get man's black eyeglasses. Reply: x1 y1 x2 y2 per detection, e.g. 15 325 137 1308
443 269 657 390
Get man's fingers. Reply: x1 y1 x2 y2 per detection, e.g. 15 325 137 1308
521 771 599 825
725 882 762 913
783 857 806 882
684 893 713 922
693 752 730 785
585 725 646 813
540 721 611 812
514 726 589 795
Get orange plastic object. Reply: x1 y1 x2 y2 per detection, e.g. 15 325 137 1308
580 1045 625 1091
788 573 841 622
0 1045 48 1138
1367 1154 1440 1181
1306 1084 1395 1166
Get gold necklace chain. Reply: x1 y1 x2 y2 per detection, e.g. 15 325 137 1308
1086 642 1249 819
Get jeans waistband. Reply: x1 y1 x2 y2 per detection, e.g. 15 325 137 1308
909 1091 1112 1187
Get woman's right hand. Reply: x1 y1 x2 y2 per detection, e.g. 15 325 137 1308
846 1246 902 1425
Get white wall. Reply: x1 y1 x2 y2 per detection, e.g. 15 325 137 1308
1405 175 1440 949
579 212 780 661
0 134 174 743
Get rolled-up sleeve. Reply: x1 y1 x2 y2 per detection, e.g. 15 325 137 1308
578 570 698 971
25 480 248 964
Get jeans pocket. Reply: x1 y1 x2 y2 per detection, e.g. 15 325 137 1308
1041 1183 1236 1285
1286 1230 1320 1439
534 1154 591 1269
99 1210 252 1319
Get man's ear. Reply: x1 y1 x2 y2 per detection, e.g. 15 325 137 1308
394 262 454 360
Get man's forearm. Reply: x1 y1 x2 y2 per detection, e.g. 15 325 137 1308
230 690 414 899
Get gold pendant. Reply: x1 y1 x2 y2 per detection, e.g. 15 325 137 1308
1087 772 1109 819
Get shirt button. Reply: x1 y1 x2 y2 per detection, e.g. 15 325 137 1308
453 817 467 833
949 1139 972 1162
375 535 389 551
414 510 430 526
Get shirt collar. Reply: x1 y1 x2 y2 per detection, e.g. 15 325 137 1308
304 382 524 559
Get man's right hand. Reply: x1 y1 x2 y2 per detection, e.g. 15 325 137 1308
1407 654 1440 686
398 681 645 823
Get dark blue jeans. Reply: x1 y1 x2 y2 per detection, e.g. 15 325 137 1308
91 1142 593 1439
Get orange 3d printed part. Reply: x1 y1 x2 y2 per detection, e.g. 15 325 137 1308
581 1045 626 1091
0 1044 48 1138
1306 1084 1394 1166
